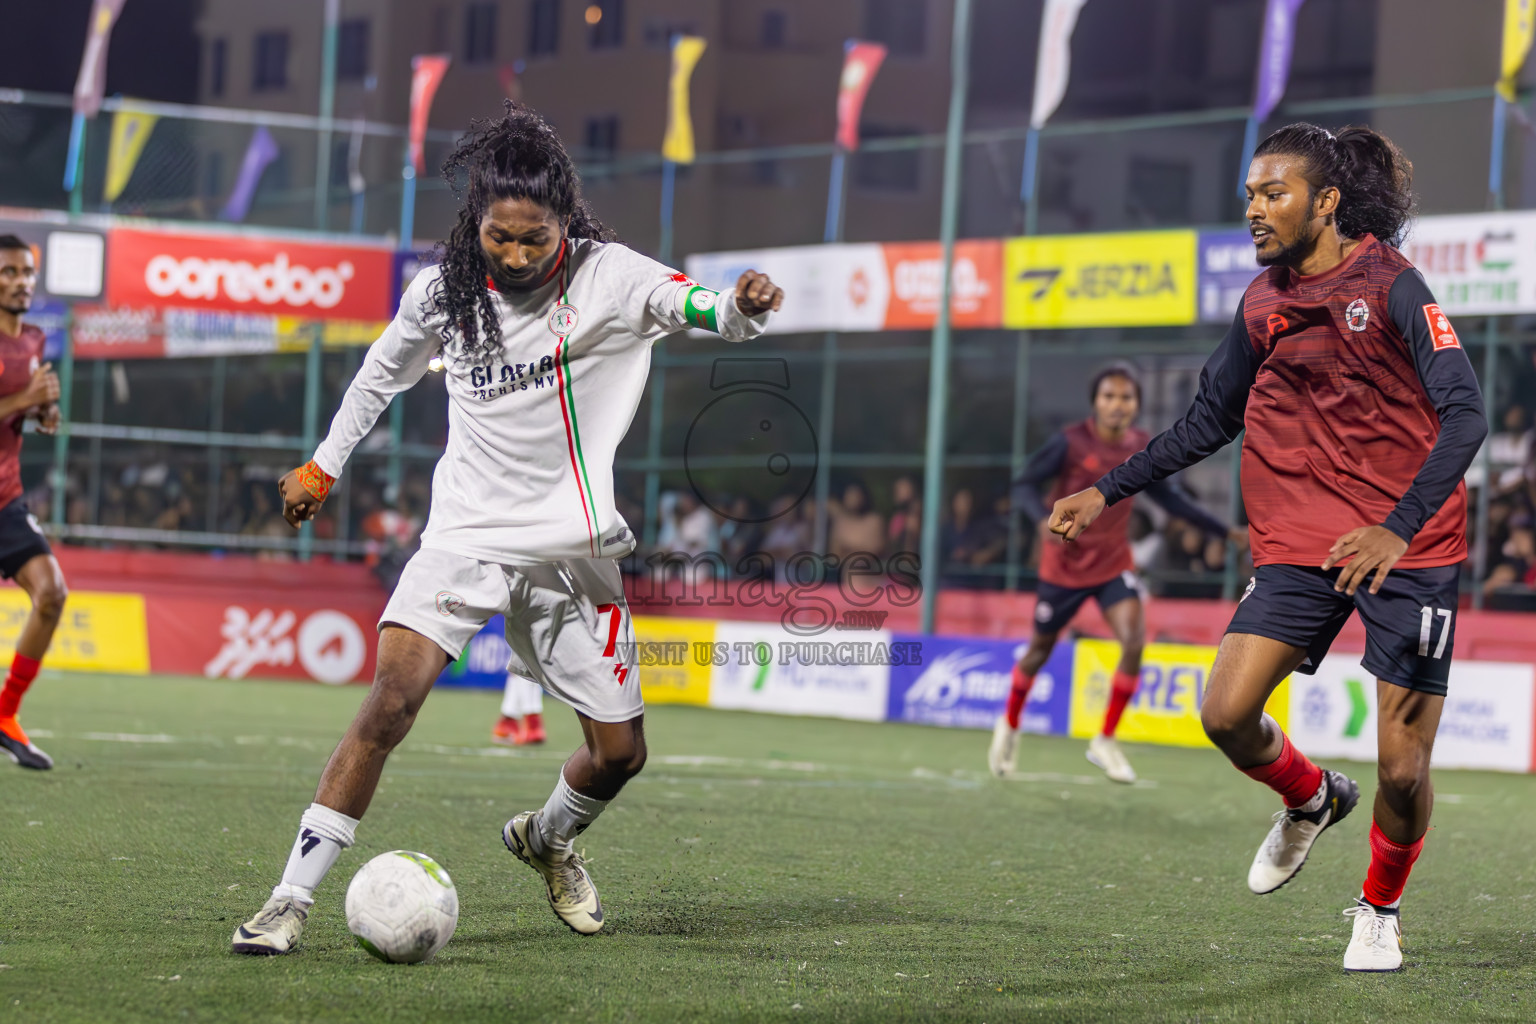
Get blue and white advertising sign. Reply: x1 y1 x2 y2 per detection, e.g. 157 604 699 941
1197 229 1262 323
886 633 1072 735
437 615 510 690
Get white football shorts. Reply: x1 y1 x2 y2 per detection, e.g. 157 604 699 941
382 548 642 723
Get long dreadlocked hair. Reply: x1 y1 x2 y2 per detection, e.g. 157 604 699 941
426 102 616 362
1254 123 1415 247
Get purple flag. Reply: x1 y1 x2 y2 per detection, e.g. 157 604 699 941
221 126 281 222
1252 0 1305 122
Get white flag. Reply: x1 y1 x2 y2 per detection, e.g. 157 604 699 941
1030 0 1089 130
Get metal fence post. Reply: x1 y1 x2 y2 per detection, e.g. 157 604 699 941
50 309 76 528
299 323 324 562
1004 331 1031 590
918 0 973 635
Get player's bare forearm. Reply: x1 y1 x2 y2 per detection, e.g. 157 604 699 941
1321 524 1408 596
1048 486 1107 541
733 270 784 316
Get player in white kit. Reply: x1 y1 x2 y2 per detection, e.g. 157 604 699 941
494 672 546 746
232 104 782 952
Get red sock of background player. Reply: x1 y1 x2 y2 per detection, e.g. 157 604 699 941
1362 820 1423 909
1100 669 1139 737
1003 664 1035 730
1239 728 1325 808
0 653 41 722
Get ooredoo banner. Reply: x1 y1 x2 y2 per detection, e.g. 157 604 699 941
107 228 395 322
145 595 378 685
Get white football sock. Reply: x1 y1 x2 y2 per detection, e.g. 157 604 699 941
1299 776 1327 813
501 675 545 718
271 802 359 907
533 772 608 859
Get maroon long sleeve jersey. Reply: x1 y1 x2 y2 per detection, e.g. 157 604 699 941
1095 235 1487 570
0 324 44 509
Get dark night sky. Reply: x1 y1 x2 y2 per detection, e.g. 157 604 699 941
1 0 201 101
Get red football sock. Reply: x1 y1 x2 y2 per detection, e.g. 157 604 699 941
1101 669 1139 737
0 653 41 720
1363 820 1424 908
1003 664 1035 730
1239 731 1324 808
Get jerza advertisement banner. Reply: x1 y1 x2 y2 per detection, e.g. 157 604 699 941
1003 230 1198 328
886 632 1070 735
106 227 395 322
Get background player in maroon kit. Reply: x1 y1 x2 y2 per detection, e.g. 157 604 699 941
1050 125 1486 972
0 236 69 771
988 365 1243 783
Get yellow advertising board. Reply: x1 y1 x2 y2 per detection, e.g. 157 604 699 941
632 615 715 706
275 318 390 352
1069 638 1288 749
0 591 150 674
1003 230 1197 328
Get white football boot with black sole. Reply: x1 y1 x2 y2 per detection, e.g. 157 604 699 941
1343 898 1404 972
503 811 605 935
231 896 308 955
1248 768 1360 894
1086 735 1137 784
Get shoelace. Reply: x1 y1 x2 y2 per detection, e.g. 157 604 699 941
1343 904 1390 947
253 901 299 928
551 854 593 904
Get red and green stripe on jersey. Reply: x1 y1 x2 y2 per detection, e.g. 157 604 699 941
551 274 602 557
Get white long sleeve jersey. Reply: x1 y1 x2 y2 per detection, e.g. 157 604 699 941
312 238 769 564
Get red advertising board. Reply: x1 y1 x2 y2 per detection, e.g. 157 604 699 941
107 227 394 322
882 240 1003 329
71 304 165 359
145 594 379 685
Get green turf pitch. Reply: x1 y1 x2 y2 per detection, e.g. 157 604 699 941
3 674 1536 1023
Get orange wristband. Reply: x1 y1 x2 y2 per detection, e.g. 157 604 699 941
295 460 335 502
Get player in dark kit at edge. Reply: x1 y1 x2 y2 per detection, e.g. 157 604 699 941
988 364 1244 784
1050 125 1486 972
0 236 70 770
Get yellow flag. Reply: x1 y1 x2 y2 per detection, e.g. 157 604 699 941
661 35 707 164
1500 0 1536 101
104 108 159 202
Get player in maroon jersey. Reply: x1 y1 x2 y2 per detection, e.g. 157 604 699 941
988 365 1243 783
1049 125 1486 972
0 236 69 771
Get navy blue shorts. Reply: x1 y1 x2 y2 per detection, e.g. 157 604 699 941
0 497 51 580
1226 563 1460 696
1034 572 1145 635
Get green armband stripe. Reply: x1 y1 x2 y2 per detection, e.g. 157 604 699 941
684 286 721 332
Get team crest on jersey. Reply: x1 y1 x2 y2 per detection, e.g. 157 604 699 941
435 591 466 616
1344 298 1370 332
1422 303 1461 350
548 303 579 337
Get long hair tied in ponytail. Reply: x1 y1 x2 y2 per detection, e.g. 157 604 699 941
425 101 615 362
1254 122 1415 246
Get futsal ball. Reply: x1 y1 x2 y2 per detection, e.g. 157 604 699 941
345 851 459 963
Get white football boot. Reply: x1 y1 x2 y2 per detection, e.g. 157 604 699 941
1343 898 1404 972
1086 735 1137 784
1247 769 1360 894
231 895 308 955
987 717 1020 777
502 811 605 935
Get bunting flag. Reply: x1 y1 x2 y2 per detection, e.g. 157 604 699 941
103 107 158 202
1252 0 1306 122
1500 0 1536 102
408 54 452 174
1021 0 1088 203
1030 0 1088 130
73 0 128 118
221 126 281 222
661 35 707 164
835 41 887 150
